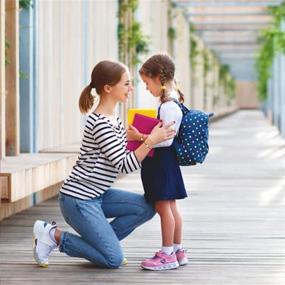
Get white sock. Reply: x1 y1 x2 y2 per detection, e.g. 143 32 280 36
161 246 173 255
49 228 57 246
174 243 182 252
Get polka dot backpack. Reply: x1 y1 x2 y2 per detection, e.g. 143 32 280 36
159 99 213 166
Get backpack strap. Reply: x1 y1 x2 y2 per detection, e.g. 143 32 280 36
157 104 162 119
157 98 188 119
170 98 189 116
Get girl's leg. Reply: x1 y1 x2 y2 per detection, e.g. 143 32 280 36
57 193 124 268
101 188 155 240
155 200 175 247
140 200 179 270
170 200 188 266
170 200 182 245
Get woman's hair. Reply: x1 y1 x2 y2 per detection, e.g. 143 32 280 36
79 60 127 113
139 54 184 103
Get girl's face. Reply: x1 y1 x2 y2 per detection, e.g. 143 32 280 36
140 74 161 97
108 71 133 103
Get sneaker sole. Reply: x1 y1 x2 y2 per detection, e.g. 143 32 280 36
141 261 179 271
33 221 49 268
121 258 128 266
33 235 49 268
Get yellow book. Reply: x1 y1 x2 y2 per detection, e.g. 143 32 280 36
127 109 157 125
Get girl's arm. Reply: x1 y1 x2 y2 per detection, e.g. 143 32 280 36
153 101 182 148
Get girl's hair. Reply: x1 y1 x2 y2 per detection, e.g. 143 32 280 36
139 54 184 103
79 60 127 113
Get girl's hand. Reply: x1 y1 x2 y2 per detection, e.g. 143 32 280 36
127 125 141 141
148 121 176 145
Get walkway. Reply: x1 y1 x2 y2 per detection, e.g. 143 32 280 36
0 110 285 285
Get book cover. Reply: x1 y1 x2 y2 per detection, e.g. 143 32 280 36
127 113 160 157
127 109 157 125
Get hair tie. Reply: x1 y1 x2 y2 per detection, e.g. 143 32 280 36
161 85 166 90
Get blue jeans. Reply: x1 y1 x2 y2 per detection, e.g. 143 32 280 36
58 188 155 268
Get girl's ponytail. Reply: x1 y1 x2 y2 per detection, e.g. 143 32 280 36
174 80 184 103
79 84 95 114
177 88 185 104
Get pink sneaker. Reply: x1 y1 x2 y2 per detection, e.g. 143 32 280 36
141 251 179 271
176 249 188 266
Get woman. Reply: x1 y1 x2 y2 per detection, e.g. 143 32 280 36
33 60 175 269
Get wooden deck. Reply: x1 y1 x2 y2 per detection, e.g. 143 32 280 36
0 110 285 284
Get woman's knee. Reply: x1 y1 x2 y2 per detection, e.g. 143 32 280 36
105 251 124 269
141 200 156 221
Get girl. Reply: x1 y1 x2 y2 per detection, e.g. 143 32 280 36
128 54 188 271
32 60 176 269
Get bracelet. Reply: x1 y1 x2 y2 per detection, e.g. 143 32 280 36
143 141 152 150
140 134 144 142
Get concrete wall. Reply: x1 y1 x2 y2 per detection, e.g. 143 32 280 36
265 20 285 137
36 0 118 150
136 0 169 109
172 7 191 107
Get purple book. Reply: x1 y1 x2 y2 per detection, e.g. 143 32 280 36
127 113 161 157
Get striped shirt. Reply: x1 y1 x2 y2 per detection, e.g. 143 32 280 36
60 113 141 200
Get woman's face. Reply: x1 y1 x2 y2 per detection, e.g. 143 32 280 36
140 74 161 97
109 71 133 103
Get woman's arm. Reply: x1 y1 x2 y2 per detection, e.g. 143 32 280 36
127 103 181 146
133 121 176 161
92 119 175 173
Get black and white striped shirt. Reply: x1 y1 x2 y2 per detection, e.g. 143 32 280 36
60 113 141 200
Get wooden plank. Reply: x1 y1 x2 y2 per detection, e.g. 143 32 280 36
0 0 5 159
0 181 62 221
5 0 19 156
0 153 77 202
0 174 10 200
0 110 285 284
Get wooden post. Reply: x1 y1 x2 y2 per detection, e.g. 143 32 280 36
5 0 19 156
0 0 5 160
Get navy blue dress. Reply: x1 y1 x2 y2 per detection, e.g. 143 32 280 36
141 145 188 203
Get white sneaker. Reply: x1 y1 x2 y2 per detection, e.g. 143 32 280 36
33 220 57 267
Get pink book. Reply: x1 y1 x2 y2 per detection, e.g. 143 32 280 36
127 113 161 157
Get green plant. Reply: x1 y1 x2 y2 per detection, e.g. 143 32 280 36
20 71 28 80
5 1 32 66
219 64 230 83
168 27 176 41
227 77 236 99
190 23 196 34
190 24 236 102
203 49 211 76
218 64 236 99
255 1 285 101
118 0 149 66
190 35 199 72
5 40 10 65
203 50 210 106
19 0 32 9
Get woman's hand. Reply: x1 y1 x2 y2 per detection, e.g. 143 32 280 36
133 121 176 163
127 125 141 141
147 121 176 145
